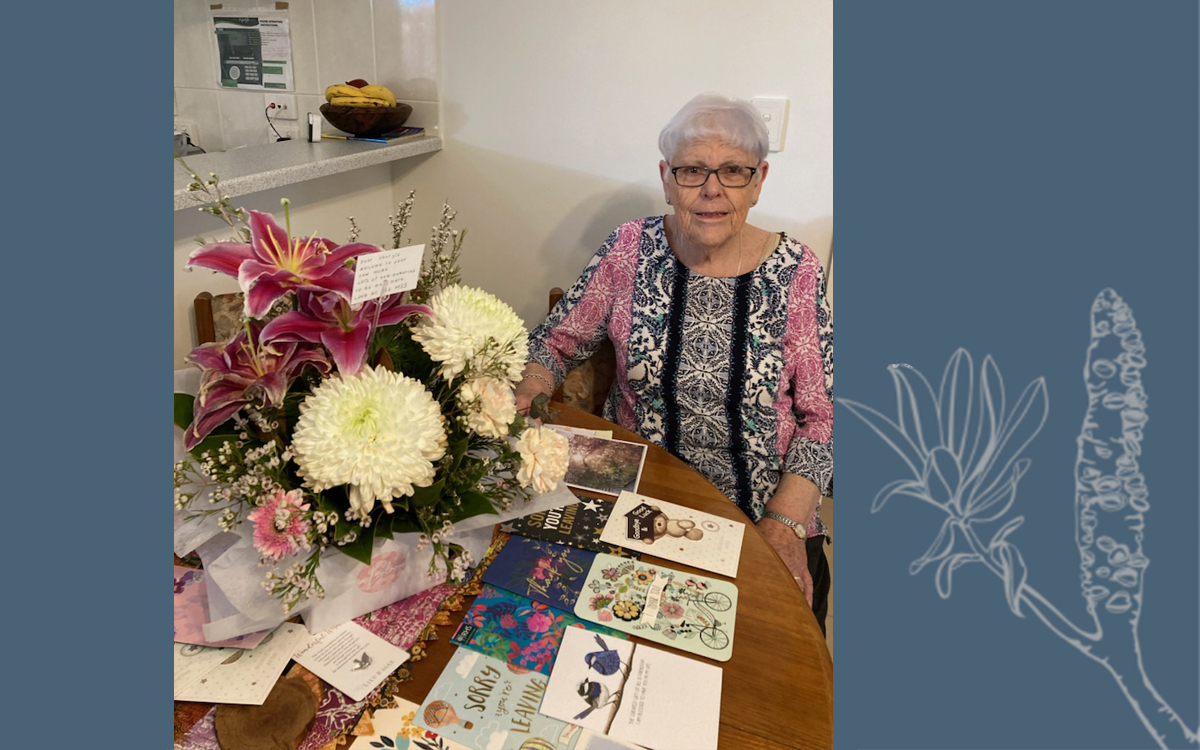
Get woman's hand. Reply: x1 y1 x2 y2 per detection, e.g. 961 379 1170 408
758 517 813 605
515 364 556 416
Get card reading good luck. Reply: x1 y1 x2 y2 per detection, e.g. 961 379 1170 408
599 491 745 577
540 626 722 750
573 554 739 662
417 650 584 750
500 496 639 558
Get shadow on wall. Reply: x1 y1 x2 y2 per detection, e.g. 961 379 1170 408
389 141 832 331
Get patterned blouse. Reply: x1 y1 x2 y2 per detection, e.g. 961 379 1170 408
528 216 833 535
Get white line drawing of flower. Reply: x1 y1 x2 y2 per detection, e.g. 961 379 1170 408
839 289 1197 749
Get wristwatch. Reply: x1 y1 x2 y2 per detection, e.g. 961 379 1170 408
762 510 807 539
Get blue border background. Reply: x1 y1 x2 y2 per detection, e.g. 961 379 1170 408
836 3 1198 748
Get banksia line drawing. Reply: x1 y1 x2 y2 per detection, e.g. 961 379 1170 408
838 289 1198 749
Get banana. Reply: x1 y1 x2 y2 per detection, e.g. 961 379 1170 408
329 96 392 108
358 85 396 107
324 84 363 102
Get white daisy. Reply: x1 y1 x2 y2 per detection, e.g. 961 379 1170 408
411 285 528 382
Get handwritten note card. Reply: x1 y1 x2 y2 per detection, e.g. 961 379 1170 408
292 620 410 701
350 244 425 305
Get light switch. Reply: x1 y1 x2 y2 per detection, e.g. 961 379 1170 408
751 97 789 152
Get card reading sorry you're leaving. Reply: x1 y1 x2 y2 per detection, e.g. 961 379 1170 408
599 491 745 577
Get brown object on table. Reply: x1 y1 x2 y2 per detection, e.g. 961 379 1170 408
319 102 413 137
391 403 833 750
214 676 319 750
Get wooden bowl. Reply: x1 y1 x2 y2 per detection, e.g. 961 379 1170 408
319 102 413 138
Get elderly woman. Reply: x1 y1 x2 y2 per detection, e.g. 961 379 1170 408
514 94 833 627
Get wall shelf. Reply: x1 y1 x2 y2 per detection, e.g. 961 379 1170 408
173 135 443 212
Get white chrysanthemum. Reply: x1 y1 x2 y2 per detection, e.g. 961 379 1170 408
291 366 447 516
411 285 528 382
515 426 569 494
458 377 517 438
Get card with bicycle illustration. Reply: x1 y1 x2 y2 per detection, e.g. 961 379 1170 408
572 553 739 661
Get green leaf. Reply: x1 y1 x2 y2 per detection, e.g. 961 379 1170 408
175 393 196 430
335 524 377 565
456 490 498 520
448 436 469 471
189 433 238 461
374 511 394 540
409 479 445 508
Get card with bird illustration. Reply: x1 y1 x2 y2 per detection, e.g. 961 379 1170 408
499 495 640 558
539 626 722 750
451 584 625 675
572 553 739 662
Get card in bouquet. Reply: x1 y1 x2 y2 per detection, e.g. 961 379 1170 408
541 626 722 750
500 496 639 558
482 536 597 610
598 491 745 577
451 584 624 675
573 554 738 662
417 650 583 750
558 433 647 496
174 565 273 649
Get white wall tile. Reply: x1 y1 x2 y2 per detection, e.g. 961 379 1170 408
174 0 218 89
373 0 438 102
175 88 225 153
219 89 280 149
313 0 377 89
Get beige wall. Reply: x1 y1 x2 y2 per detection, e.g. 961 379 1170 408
390 0 833 331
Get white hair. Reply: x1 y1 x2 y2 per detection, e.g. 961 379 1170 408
657 94 769 164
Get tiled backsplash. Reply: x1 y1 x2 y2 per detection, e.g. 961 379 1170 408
174 0 438 153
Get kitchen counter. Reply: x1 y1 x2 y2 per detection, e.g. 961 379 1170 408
173 135 443 211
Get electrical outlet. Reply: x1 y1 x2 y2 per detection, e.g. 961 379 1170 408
751 97 789 152
264 93 298 120
175 119 199 144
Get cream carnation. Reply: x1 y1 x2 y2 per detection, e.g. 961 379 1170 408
515 426 569 494
458 377 517 438
291 366 447 516
411 285 528 382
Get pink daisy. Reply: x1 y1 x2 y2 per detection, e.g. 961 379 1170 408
248 489 312 561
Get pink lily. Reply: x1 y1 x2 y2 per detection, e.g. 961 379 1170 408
260 290 431 375
184 322 331 450
187 208 379 317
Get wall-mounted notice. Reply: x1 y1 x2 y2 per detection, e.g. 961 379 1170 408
211 11 294 91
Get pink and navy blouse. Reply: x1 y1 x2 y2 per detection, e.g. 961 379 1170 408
528 217 833 535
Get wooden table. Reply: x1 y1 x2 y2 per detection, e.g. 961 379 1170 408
394 404 833 750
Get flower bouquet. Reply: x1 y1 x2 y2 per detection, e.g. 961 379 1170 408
174 172 570 636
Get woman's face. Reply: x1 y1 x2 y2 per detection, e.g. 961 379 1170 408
660 139 768 252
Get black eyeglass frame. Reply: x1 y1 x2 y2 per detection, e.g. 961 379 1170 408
669 165 759 188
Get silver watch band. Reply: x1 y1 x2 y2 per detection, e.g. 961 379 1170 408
762 510 807 539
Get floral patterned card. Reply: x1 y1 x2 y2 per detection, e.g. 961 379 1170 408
348 698 470 750
499 496 639 558
572 554 739 662
481 536 597 610
451 584 623 675
174 565 273 649
417 650 584 749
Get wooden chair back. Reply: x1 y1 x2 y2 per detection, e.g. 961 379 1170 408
548 287 616 416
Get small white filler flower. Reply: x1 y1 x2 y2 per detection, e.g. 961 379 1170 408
515 426 570 494
291 365 447 516
411 285 528 382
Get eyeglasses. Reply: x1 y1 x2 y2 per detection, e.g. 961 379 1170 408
670 165 758 188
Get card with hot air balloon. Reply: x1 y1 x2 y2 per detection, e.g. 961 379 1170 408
573 554 739 662
417 650 583 749
539 626 721 750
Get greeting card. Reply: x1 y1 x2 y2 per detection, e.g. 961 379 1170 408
598 492 745 577
292 620 411 701
174 565 272 649
348 698 470 750
417 650 582 749
482 536 597 610
559 434 647 496
540 627 721 750
573 554 738 662
451 584 623 675
173 623 311 704
500 497 638 558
